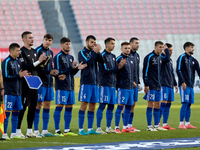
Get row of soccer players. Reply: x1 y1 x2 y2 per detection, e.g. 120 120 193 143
1 31 200 139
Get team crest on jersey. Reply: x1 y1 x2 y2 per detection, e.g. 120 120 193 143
10 62 15 68
152 58 157 65
86 53 91 58
131 61 133 64
20 58 24 62
70 59 72 62
34 53 37 57
185 58 188 63
18 64 20 68
192 61 195 64
113 58 115 61
137 57 139 60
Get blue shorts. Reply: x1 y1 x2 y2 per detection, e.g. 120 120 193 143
143 90 161 102
55 90 75 105
99 86 116 104
37 86 54 102
133 87 138 102
78 84 99 103
4 95 23 111
161 86 174 102
179 86 194 104
117 88 134 105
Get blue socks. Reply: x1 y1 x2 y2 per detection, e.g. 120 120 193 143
64 107 72 130
159 102 167 123
96 103 106 128
128 112 134 125
123 105 131 126
153 108 160 126
79 110 85 129
146 107 152 126
180 102 188 122
106 105 114 128
4 111 10 134
34 109 40 131
163 103 171 124
185 104 191 122
11 112 19 133
53 107 63 130
115 105 123 127
43 108 50 130
87 111 94 129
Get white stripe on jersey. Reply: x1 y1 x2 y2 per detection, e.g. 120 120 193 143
80 84 84 101
100 86 104 103
57 90 60 104
4 95 7 110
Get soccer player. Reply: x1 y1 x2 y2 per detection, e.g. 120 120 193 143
17 31 45 138
34 34 58 137
96 37 126 134
114 42 135 133
159 43 178 130
176 42 200 129
78 35 103 135
122 37 141 132
2 43 30 139
53 37 87 136
143 41 170 131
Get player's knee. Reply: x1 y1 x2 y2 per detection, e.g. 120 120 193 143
44 101 51 109
36 102 43 110
88 103 96 112
154 102 160 109
80 102 88 111
147 101 153 108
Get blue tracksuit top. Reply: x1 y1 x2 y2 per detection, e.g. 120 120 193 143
54 50 79 91
143 49 170 91
129 50 140 85
99 49 119 87
161 55 177 88
116 53 135 89
1 55 22 96
176 52 200 88
78 47 104 85
36 44 54 87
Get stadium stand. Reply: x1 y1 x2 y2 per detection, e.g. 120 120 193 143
70 0 200 68
0 0 45 48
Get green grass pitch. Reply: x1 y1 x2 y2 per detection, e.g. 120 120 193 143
1 93 200 149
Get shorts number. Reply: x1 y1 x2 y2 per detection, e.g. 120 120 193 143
104 96 108 102
38 94 43 100
164 93 167 99
150 94 155 100
62 96 66 102
122 97 125 103
7 102 12 108
185 95 189 100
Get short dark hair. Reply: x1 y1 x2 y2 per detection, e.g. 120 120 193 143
86 35 96 41
104 37 115 45
121 42 130 47
44 33 53 40
155 41 164 47
60 37 70 44
183 42 194 50
9 43 20 52
129 37 139 43
166 43 172 48
21 31 32 39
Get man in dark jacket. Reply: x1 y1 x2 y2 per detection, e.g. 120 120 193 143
176 42 200 129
